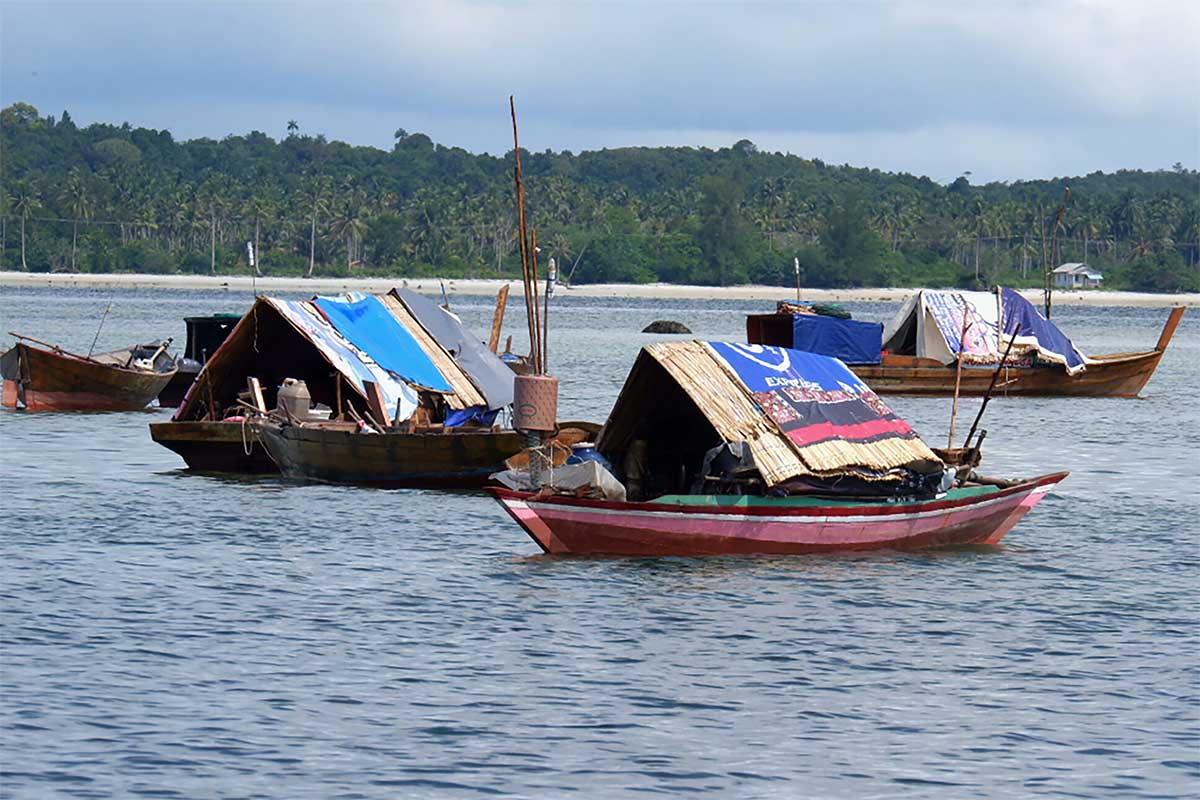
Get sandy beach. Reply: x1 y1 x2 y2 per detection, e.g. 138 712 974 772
0 271 1195 307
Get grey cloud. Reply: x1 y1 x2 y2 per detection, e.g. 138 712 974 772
2 0 1196 182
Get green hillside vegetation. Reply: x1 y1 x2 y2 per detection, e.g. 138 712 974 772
2 102 1197 292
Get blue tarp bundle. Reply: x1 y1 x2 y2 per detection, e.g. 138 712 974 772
313 295 452 391
444 406 500 428
791 314 883 365
999 288 1086 373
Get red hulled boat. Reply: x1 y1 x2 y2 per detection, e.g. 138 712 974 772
489 340 1066 557
493 473 1065 556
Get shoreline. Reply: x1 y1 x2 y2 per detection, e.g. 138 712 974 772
0 271 1195 307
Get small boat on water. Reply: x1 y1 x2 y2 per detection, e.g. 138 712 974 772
493 475 1066 556
2 333 176 411
746 289 1185 397
151 288 581 481
490 340 1066 556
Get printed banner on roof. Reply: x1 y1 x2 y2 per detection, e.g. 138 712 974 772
706 342 918 449
926 291 1000 360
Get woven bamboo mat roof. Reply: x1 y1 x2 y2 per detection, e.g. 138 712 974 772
616 341 941 486
377 294 484 410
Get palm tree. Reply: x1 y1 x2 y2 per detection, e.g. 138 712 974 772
10 180 41 271
286 119 299 137
330 183 369 270
196 175 232 275
970 197 987 280
300 175 331 278
60 168 94 272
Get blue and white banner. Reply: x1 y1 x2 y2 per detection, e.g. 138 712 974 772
706 342 917 448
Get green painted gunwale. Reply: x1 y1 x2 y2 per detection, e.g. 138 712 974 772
651 485 1001 509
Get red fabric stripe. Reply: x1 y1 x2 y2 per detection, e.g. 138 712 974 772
785 417 915 447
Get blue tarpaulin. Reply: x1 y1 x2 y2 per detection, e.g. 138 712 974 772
267 299 418 421
791 314 883 365
444 406 500 428
313 295 452 391
999 288 1086 373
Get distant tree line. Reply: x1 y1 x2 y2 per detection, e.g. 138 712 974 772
2 102 1197 292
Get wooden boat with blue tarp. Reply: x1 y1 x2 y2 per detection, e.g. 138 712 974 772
490 340 1065 556
747 289 1185 397
152 289 596 483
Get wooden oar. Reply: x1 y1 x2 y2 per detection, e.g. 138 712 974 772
8 332 104 365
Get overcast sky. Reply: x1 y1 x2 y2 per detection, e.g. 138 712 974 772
2 0 1197 184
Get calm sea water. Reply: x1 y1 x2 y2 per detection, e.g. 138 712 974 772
1 285 1197 799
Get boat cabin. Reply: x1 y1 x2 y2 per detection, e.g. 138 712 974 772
591 341 945 500
878 288 1088 373
172 290 513 428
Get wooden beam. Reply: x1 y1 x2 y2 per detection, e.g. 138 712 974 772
1155 306 1187 352
363 380 390 429
488 284 510 353
246 376 266 413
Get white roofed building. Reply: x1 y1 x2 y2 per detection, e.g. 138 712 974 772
1053 263 1104 289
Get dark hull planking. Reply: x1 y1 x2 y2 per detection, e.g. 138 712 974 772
259 422 527 488
149 420 276 473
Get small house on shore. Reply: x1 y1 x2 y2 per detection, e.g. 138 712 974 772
1053 263 1104 289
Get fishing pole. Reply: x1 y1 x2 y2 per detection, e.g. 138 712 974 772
962 330 1019 449
87 301 113 357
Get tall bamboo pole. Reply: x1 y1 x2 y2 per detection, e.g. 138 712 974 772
510 97 537 369
1043 187 1070 319
947 308 972 448
542 256 556 372
963 332 1019 449
529 228 542 374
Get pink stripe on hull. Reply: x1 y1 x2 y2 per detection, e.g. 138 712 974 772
503 483 1055 556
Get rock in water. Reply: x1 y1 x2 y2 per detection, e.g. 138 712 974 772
642 320 692 334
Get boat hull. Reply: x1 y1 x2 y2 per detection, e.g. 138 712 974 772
2 343 175 411
852 351 1165 397
491 473 1067 556
258 421 527 488
156 366 200 410
149 420 275 473
747 306 1184 398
